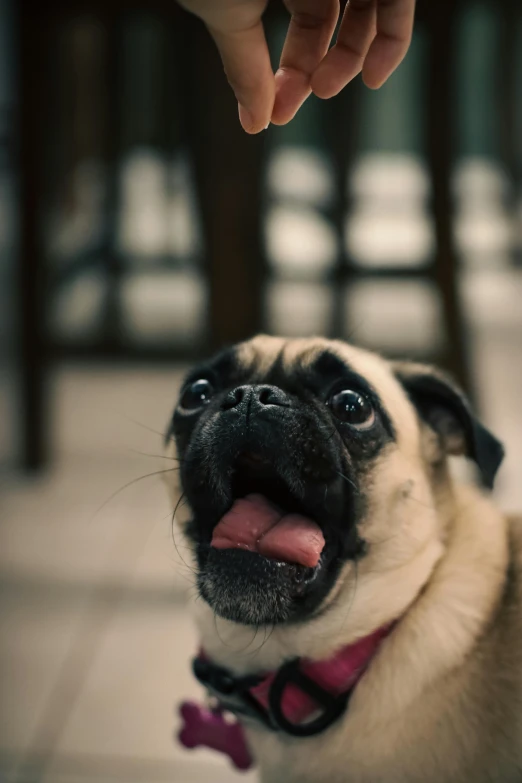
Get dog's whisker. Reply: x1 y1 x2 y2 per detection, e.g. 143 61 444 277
127 448 182 462
94 468 178 519
174 570 197 587
403 492 435 511
367 529 404 548
336 559 359 637
335 470 359 495
213 613 233 649
234 625 262 655
249 623 276 657
170 492 199 576
123 414 172 442
324 424 340 444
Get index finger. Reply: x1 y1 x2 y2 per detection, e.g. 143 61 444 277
271 0 339 125
362 0 416 89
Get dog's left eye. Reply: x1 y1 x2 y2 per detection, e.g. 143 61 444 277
179 379 215 411
328 389 375 429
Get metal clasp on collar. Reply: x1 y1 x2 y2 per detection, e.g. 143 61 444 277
269 658 351 737
193 656 351 738
193 657 274 729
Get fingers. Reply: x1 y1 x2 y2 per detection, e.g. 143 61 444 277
210 21 275 133
311 0 376 99
311 0 415 99
189 0 416 132
362 0 416 88
271 0 339 125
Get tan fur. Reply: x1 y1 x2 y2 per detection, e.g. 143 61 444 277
168 338 522 782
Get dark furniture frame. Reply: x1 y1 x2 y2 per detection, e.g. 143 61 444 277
15 0 519 469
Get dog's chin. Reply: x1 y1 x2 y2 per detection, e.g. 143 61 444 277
197 547 328 626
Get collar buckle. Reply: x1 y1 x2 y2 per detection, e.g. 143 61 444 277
193 657 275 729
268 658 351 737
193 655 351 737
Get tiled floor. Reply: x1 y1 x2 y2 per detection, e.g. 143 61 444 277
1 269 521 783
0 370 256 782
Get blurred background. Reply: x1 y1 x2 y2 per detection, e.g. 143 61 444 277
1 0 521 780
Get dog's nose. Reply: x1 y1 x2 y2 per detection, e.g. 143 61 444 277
221 384 291 412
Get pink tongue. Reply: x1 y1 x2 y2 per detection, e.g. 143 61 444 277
211 494 325 568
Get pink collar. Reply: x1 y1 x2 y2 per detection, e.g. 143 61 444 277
179 623 394 771
249 622 393 726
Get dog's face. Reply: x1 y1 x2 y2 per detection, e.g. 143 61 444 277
169 336 503 628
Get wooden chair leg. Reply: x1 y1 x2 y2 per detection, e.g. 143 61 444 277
16 4 51 470
425 2 473 399
325 81 362 341
179 11 267 351
498 0 522 265
99 12 125 353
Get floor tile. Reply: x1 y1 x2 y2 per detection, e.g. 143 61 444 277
49 599 255 782
0 583 89 759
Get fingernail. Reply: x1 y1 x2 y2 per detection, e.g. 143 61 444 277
264 123 270 130
238 103 254 132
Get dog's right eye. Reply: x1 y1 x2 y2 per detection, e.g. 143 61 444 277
179 379 215 411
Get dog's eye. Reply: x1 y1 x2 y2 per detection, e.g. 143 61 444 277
179 379 214 411
328 389 375 428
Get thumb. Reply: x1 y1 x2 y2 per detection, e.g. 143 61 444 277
209 22 275 133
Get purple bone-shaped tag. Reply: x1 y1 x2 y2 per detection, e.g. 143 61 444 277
178 701 254 771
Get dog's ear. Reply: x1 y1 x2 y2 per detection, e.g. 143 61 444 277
393 363 504 489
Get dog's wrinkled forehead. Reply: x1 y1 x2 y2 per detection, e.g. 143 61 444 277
235 336 420 453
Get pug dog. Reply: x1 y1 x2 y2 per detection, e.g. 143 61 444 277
167 335 522 783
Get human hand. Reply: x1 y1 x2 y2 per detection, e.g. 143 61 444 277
178 0 416 134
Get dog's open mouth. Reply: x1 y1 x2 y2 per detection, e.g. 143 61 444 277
192 450 350 625
210 454 326 569
212 495 325 568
